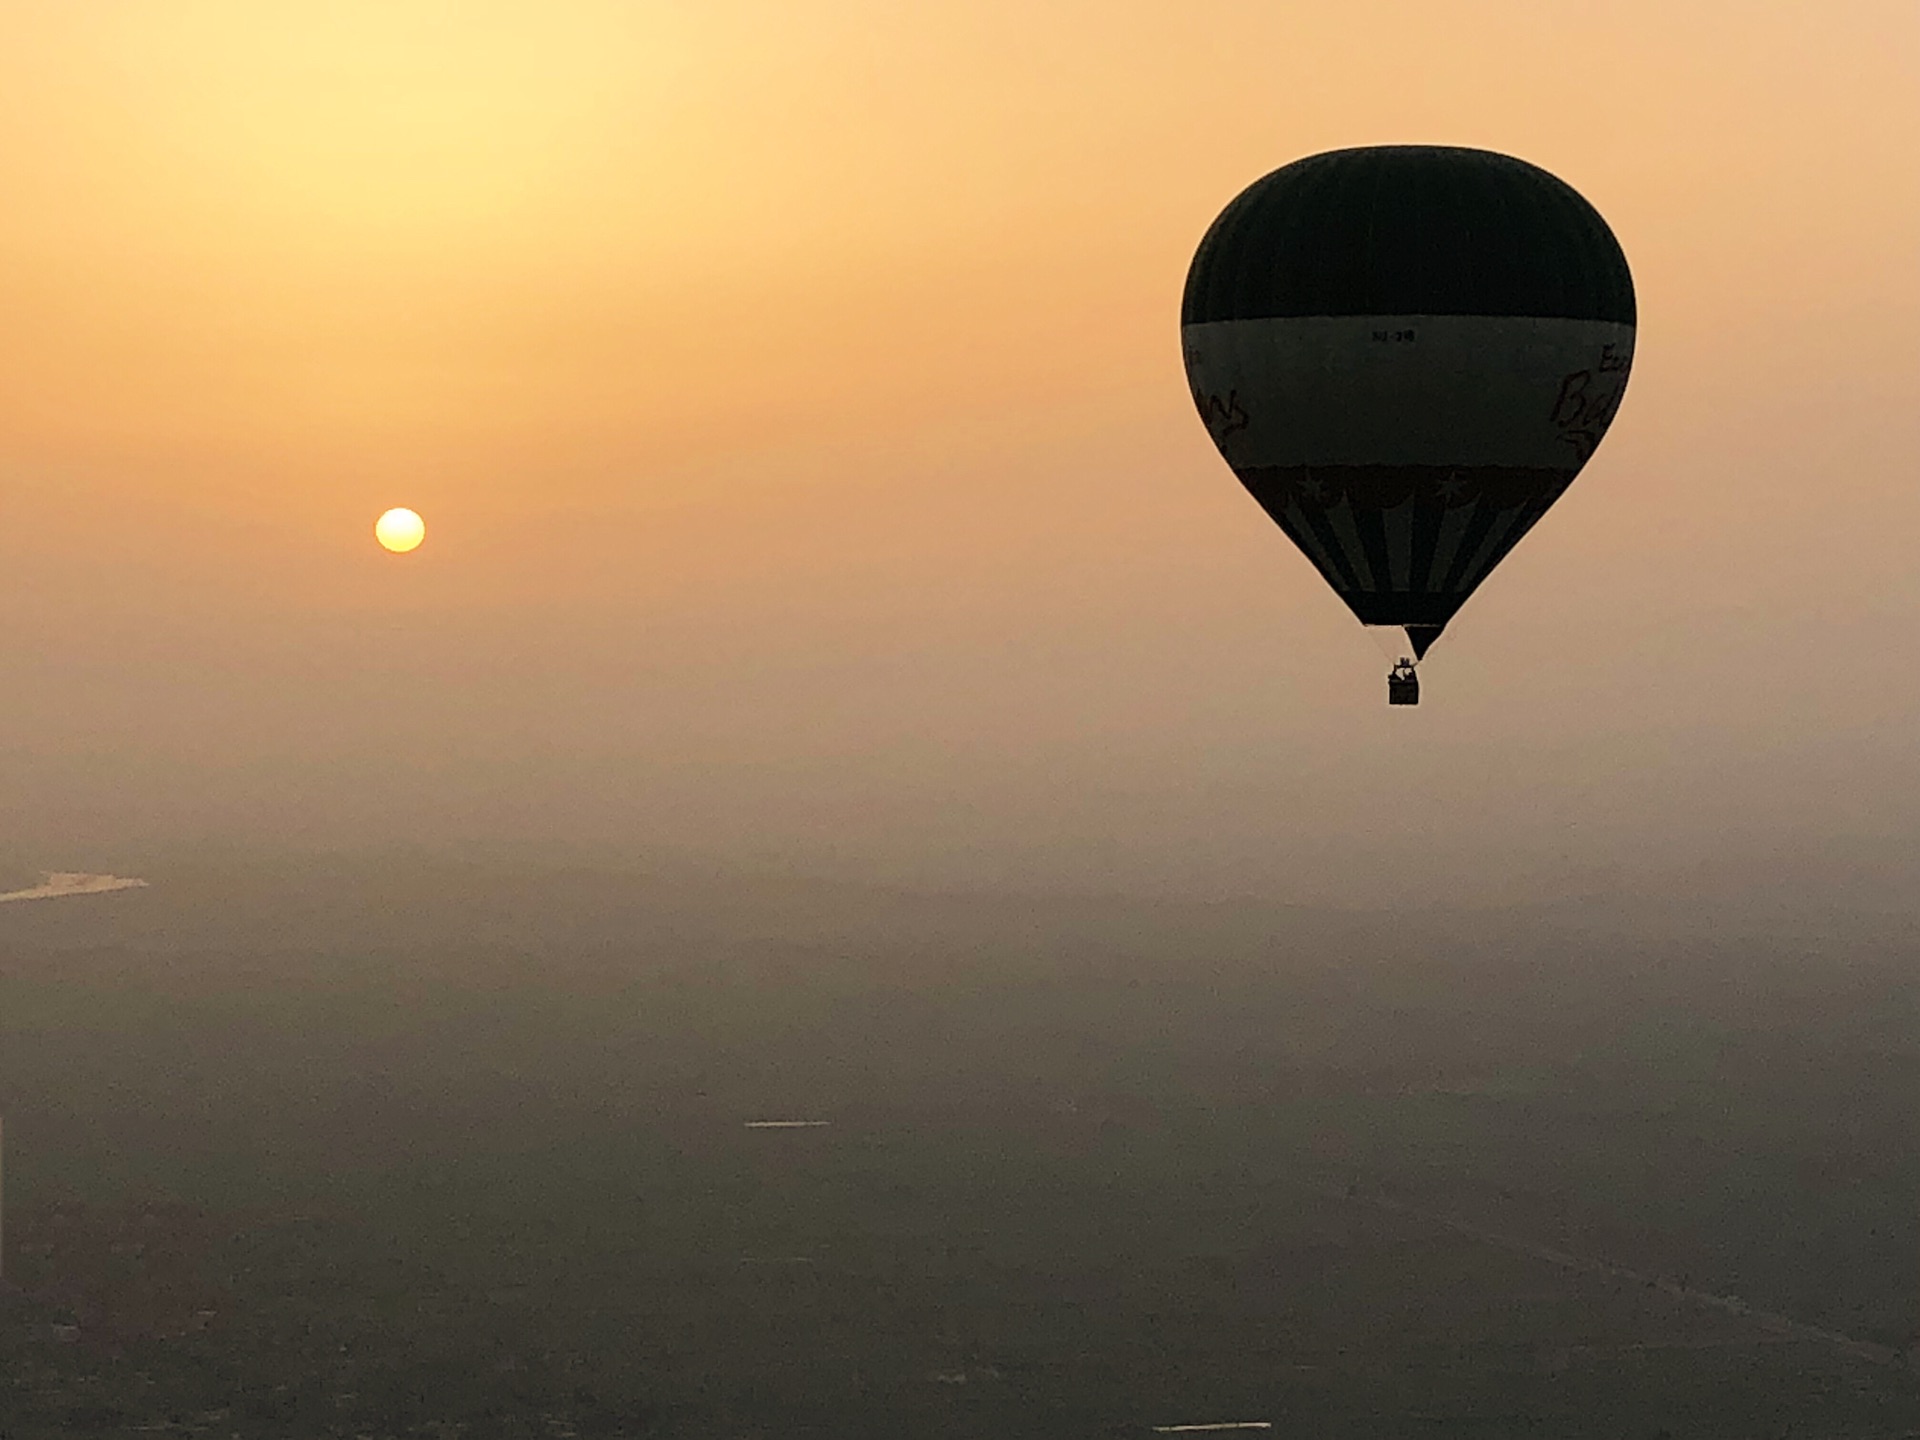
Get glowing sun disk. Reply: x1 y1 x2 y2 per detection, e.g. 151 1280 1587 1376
375 507 426 553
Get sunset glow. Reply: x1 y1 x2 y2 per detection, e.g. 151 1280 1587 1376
0 1 1911 897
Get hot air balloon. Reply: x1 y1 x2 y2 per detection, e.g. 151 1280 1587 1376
1182 146 1635 705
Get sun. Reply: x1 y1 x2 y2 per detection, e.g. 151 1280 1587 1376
374 507 426 554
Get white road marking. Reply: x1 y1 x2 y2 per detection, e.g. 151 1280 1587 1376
743 1120 831 1129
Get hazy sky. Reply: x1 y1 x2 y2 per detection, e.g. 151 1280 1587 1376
0 1 1915 904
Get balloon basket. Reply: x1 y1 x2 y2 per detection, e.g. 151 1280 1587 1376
1388 662 1420 706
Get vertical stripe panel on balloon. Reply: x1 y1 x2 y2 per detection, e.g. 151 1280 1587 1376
1427 502 1479 596
1384 501 1414 592
1438 502 1503 595
1353 501 1394 598
1458 502 1550 595
1323 499 1377 592
1452 507 1526 595
1294 503 1365 593
1409 495 1446 595
1280 500 1352 594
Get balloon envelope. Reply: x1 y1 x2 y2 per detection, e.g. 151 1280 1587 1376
1182 145 1635 659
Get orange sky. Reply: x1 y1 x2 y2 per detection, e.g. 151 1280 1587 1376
1 2 1915 903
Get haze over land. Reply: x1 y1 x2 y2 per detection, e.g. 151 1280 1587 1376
2 2 1919 1436
9 852 1920 1435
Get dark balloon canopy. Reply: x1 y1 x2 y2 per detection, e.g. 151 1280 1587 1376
1181 146 1635 695
1183 146 1635 328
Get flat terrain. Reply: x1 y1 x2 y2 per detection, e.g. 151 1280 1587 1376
4 853 1920 1436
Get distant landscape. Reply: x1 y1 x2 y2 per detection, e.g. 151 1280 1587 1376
5 849 1920 1437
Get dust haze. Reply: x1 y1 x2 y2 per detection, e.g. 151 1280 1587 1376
4 0 1920 1435
7 848 1920 1434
